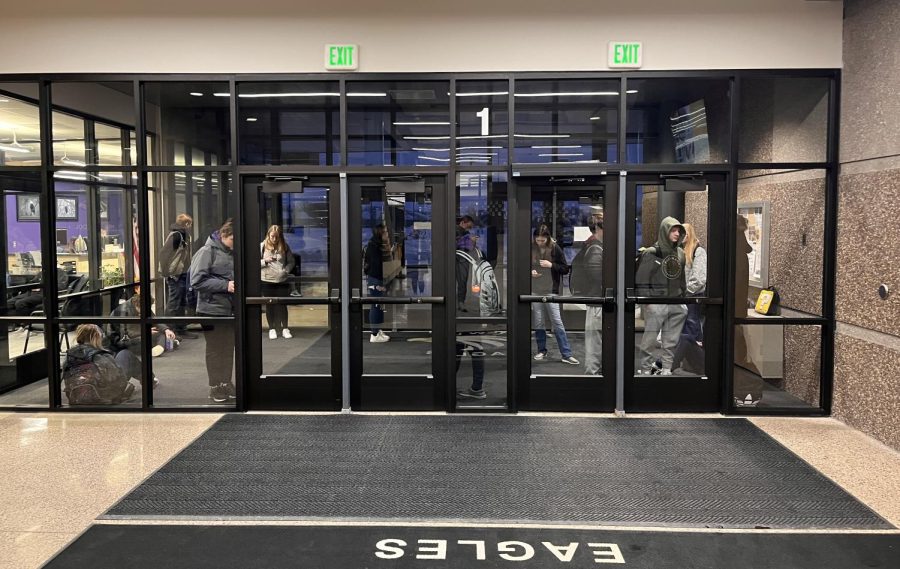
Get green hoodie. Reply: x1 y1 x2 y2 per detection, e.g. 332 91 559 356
635 216 686 297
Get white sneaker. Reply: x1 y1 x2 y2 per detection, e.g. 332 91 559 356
370 331 390 343
659 368 673 376
282 329 293 339
268 329 277 340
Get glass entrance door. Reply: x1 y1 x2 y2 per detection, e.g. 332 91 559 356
243 175 342 410
349 175 448 410
512 176 617 411
624 174 726 411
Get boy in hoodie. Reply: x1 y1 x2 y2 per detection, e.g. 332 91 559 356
634 216 688 375
158 213 198 339
190 219 236 403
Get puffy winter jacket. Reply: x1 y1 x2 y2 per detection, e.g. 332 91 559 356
190 233 235 316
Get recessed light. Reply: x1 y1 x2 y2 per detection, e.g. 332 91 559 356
246 117 258 122
190 92 204 97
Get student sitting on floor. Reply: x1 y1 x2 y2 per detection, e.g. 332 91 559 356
107 289 174 388
62 324 135 405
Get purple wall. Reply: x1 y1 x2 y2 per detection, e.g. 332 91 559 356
5 188 126 254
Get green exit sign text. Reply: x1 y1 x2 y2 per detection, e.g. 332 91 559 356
608 41 642 68
325 44 359 70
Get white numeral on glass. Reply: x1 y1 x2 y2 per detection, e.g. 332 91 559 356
476 107 490 136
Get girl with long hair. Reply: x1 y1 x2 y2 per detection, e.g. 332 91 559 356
672 222 708 373
530 224 578 365
260 224 295 340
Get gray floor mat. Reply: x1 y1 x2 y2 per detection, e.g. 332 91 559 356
104 415 891 529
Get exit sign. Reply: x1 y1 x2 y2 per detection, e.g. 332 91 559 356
608 41 642 68
325 44 359 70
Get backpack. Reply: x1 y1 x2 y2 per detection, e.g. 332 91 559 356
569 241 603 296
635 246 685 296
158 231 189 277
456 249 502 316
62 348 134 405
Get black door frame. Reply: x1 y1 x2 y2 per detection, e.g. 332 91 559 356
623 172 728 412
511 174 619 412
241 173 343 411
347 174 450 411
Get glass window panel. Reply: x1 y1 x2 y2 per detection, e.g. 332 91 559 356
360 182 434 376
736 169 824 318
52 181 141 316
456 80 509 166
239 82 340 166
51 82 136 167
0 172 48 407
530 187 605 376
262 307 331 376
150 319 235 407
95 123 127 166
455 173 508 408
145 82 231 166
513 79 619 164
739 76 829 163
52 112 87 166
0 84 41 167
733 323 821 410
626 78 730 164
348 81 450 167
149 172 234 328
57 319 142 408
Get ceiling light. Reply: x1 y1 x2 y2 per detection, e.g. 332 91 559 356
0 143 30 154
514 134 571 139
213 93 231 97
457 135 506 140
346 92 388 97
238 92 339 98
626 90 639 94
532 145 581 149
515 92 619 97
590 117 601 121
246 117 258 122
393 121 450 126
455 91 509 97
538 153 585 157
418 156 450 162
459 146 502 150
412 147 450 152
404 136 451 140
190 92 204 97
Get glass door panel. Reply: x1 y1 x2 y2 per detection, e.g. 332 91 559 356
244 175 341 410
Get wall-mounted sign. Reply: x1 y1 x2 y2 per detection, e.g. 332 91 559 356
608 41 642 68
325 44 359 70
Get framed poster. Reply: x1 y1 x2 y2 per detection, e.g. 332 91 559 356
737 201 770 288
16 194 40 221
56 195 78 220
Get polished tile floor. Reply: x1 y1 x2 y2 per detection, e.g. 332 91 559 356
0 412 897 569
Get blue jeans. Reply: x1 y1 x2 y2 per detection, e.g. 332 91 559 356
165 274 189 330
366 277 384 334
532 301 573 358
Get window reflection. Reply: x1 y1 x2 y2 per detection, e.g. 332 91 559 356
348 81 450 166
0 85 41 167
456 81 509 166
513 80 619 164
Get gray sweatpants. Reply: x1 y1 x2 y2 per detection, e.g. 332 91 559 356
638 304 688 371
584 306 603 375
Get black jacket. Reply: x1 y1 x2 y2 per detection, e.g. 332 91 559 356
531 242 569 295
190 233 235 316
365 235 385 283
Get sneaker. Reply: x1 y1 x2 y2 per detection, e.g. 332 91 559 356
561 356 580 365
282 329 293 339
290 290 303 297
457 388 487 399
370 331 389 343
151 345 165 357
268 329 278 340
209 384 228 403
224 382 236 400
658 368 672 376
533 351 548 361
152 377 160 389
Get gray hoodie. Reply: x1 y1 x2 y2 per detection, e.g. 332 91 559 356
189 233 234 316
635 216 686 297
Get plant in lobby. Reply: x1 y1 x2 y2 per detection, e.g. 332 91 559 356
100 266 124 288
